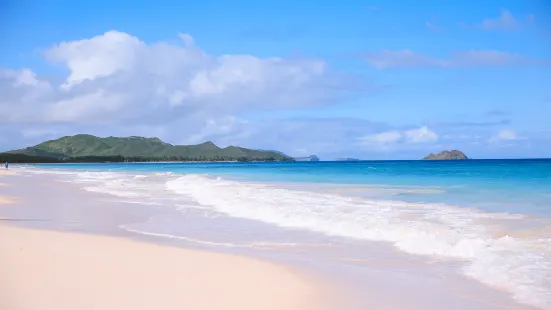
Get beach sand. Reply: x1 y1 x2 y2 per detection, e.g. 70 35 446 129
0 172 16 202
0 169 17 176
0 183 328 310
0 196 16 204
0 222 327 310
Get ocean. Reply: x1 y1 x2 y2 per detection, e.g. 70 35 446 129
23 159 551 309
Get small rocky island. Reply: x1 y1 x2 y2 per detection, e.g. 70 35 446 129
422 150 469 160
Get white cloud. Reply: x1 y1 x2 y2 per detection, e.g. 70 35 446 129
404 126 438 143
1 31 356 126
181 116 246 145
478 9 518 30
488 129 529 147
46 31 145 89
0 69 54 123
364 49 544 69
492 129 525 142
359 131 402 144
359 126 438 147
205 117 387 156
497 129 518 140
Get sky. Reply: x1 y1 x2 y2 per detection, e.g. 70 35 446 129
1 0 550 159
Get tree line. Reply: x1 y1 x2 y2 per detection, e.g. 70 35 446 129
0 153 292 163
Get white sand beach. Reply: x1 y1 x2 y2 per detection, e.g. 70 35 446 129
0 171 332 310
0 223 326 310
0 170 17 176
0 197 16 204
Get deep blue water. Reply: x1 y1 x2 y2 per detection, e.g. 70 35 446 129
35 159 551 216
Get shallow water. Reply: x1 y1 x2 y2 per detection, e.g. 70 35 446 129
18 160 551 309
34 160 551 216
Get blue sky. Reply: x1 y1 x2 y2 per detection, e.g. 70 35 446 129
1 0 550 159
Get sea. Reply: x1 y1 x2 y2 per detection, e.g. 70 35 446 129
19 159 551 309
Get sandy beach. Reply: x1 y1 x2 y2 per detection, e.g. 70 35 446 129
0 196 16 204
0 170 17 176
0 223 325 310
0 171 16 203
0 171 328 310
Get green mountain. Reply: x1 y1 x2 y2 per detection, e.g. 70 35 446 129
6 134 291 162
422 150 469 160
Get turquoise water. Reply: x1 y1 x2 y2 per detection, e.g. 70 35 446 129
37 159 551 217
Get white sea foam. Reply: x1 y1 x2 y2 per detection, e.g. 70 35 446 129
22 168 77 176
155 172 174 176
24 168 158 199
120 225 308 248
82 175 159 199
104 199 161 206
166 174 551 310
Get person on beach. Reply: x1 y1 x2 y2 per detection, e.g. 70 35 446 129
4 162 8 169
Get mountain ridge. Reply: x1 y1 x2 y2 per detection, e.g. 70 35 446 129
6 134 292 162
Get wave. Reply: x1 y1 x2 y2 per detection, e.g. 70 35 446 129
166 174 551 310
120 226 322 249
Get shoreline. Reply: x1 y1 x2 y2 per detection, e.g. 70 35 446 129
1 168 544 310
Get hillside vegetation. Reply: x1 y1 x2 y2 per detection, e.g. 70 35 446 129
4 134 292 162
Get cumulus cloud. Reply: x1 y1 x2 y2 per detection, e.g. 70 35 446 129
404 126 438 143
213 117 388 154
491 129 525 142
496 129 518 140
487 129 529 146
478 9 518 30
0 31 359 127
364 49 545 69
361 131 402 145
359 126 438 148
